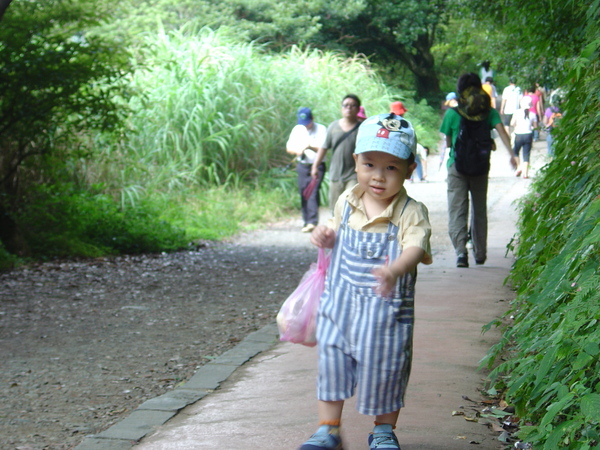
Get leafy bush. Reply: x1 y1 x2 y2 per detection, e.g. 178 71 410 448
482 26 600 449
15 185 188 259
0 242 19 271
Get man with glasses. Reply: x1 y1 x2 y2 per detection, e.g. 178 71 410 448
311 94 362 211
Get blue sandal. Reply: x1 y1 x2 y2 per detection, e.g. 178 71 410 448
368 424 401 449
299 425 343 450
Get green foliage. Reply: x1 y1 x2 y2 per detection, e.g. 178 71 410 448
157 182 300 242
0 241 19 271
101 0 450 98
0 0 131 255
458 0 590 89
481 4 600 446
0 0 129 188
431 18 497 95
15 184 189 258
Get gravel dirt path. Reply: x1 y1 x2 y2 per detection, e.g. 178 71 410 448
0 233 316 449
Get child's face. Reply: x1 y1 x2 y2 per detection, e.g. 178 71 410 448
353 152 416 207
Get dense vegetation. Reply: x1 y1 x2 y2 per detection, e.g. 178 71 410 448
0 1 443 267
1 0 598 447
474 1 600 448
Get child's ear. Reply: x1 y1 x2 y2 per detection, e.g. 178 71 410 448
405 162 417 180
353 153 359 172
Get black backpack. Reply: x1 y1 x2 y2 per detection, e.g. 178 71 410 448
453 108 494 176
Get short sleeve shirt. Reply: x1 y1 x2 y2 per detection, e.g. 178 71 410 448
323 120 359 183
328 184 433 265
501 85 522 115
439 108 502 168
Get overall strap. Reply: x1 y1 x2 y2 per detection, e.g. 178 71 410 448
386 197 413 234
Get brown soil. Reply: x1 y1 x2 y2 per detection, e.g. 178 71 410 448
0 225 315 449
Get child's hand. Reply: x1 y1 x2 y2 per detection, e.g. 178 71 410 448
310 225 336 249
372 265 397 298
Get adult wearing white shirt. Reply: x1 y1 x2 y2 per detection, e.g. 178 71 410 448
286 107 327 232
510 97 538 179
500 77 522 135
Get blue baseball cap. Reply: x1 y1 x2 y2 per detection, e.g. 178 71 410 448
446 92 457 101
355 113 416 160
297 107 313 126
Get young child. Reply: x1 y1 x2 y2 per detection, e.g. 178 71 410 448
301 113 433 450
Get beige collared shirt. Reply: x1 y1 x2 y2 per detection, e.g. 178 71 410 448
328 184 433 265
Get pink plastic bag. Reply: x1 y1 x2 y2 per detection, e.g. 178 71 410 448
302 177 319 200
277 248 330 347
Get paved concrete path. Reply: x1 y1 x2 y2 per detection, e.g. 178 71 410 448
76 138 549 450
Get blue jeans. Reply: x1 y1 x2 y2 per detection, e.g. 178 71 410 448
546 132 555 157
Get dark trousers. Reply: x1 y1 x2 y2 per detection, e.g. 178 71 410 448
296 162 325 226
513 133 533 162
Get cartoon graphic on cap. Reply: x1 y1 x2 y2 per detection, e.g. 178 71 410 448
355 113 416 161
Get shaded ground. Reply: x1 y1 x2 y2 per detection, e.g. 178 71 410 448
0 234 316 449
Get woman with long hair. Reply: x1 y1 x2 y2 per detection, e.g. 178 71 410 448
510 96 538 178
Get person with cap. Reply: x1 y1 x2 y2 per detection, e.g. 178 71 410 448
311 95 362 212
299 113 432 450
286 107 327 232
390 101 407 116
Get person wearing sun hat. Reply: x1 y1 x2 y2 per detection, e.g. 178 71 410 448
390 101 408 116
357 106 367 122
286 107 327 233
299 113 432 450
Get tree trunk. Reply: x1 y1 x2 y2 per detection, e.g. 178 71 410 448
0 0 13 22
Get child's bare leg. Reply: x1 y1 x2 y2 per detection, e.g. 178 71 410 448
318 399 344 423
375 409 400 426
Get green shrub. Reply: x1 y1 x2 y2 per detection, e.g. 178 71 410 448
0 242 19 271
482 30 600 449
15 185 188 258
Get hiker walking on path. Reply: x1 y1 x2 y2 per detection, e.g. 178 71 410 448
500 77 522 136
299 113 432 450
510 97 538 179
286 107 327 233
440 73 517 268
311 95 361 211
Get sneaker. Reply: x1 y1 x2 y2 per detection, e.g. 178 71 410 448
456 253 469 268
466 239 473 250
301 224 316 233
368 424 401 449
299 425 343 450
475 258 486 265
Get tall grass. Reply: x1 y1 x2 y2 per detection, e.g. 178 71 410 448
93 26 439 199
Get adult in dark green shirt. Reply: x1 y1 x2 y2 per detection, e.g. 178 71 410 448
439 73 517 268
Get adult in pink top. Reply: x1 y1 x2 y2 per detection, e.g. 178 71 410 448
525 86 542 140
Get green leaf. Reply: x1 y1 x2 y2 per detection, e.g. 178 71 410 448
583 342 600 357
540 393 575 429
581 394 600 422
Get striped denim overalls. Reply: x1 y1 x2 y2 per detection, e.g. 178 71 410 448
316 199 416 416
